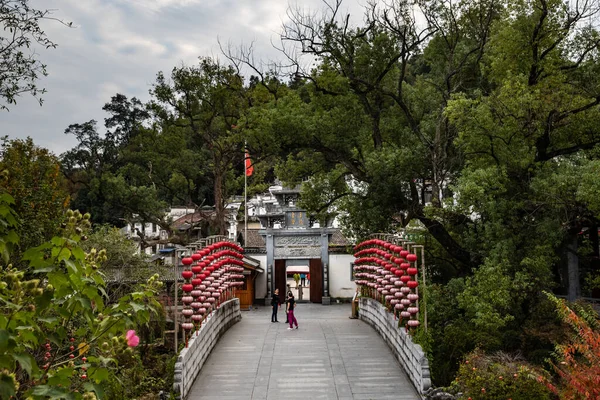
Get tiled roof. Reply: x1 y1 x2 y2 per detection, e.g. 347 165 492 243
171 211 216 229
244 229 265 248
330 229 351 246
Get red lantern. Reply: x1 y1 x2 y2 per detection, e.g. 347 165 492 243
181 322 194 331
407 280 419 289
182 284 194 292
191 253 201 261
407 268 418 276
182 270 193 279
400 275 411 283
192 278 203 286
192 265 203 274
406 253 417 262
407 293 419 301
182 257 193 266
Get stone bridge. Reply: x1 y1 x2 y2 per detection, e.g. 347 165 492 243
174 300 429 399
173 236 430 399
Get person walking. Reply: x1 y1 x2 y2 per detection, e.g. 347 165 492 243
286 291 299 330
285 291 290 323
300 273 306 287
271 289 281 322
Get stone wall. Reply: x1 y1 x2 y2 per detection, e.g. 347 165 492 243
359 297 431 395
172 298 241 399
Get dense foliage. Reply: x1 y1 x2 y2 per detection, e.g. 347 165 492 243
453 349 554 399
0 186 166 399
0 137 70 264
238 0 600 385
61 59 261 240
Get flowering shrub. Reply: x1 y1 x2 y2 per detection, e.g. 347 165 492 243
0 190 164 399
452 349 554 400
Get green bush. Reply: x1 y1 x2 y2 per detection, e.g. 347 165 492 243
452 349 554 400
89 343 176 399
0 188 165 399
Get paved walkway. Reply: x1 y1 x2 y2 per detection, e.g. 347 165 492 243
186 303 420 400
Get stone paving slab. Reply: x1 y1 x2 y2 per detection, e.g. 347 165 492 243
185 303 420 400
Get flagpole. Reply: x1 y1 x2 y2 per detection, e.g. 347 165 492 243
244 143 248 247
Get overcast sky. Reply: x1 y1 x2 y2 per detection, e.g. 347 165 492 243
1 0 366 156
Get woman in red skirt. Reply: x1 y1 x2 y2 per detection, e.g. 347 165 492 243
286 291 298 330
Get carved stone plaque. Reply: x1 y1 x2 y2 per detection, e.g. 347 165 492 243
274 235 321 258
275 236 320 246
274 246 321 258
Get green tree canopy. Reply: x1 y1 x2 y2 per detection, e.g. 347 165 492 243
0 137 70 255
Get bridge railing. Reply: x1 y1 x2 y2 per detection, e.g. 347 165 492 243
359 297 431 395
353 235 424 329
172 298 241 399
353 234 431 396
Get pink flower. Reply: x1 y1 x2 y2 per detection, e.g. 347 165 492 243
126 330 140 347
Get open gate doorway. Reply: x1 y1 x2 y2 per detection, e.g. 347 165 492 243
274 259 322 303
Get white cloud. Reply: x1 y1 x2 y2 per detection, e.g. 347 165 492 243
1 0 367 155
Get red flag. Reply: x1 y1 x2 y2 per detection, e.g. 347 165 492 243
245 150 254 176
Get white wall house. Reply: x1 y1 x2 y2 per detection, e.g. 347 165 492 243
329 254 356 299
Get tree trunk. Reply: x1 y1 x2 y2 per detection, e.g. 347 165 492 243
213 171 227 235
566 233 580 301
417 213 478 274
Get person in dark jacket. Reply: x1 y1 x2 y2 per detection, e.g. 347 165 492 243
271 289 280 322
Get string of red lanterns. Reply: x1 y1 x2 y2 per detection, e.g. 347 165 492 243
180 241 245 347
353 238 420 330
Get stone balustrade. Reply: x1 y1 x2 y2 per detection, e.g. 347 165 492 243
172 298 241 399
359 297 431 395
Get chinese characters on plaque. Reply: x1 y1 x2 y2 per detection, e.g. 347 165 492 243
286 211 308 228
